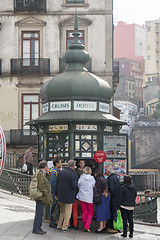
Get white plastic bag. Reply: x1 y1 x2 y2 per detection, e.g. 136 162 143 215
22 163 27 172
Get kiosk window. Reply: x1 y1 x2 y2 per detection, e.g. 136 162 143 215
47 134 70 160
74 134 97 158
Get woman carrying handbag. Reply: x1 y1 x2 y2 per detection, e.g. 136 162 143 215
94 169 110 233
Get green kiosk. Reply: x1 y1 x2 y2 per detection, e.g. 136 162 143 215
28 12 127 180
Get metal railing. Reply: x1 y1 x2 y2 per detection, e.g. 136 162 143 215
14 0 46 11
59 57 92 72
10 129 37 145
11 58 50 74
0 169 31 196
5 152 21 169
134 194 157 223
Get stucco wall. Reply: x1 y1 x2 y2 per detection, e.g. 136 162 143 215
133 127 160 164
0 77 18 130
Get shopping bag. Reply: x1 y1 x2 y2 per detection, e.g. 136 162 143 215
51 200 60 223
22 163 27 172
113 209 123 231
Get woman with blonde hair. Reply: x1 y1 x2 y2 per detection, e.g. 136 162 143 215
76 166 95 232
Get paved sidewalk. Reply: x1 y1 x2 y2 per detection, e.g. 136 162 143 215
0 219 160 239
0 189 160 239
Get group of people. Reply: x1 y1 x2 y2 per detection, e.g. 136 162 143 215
32 159 137 238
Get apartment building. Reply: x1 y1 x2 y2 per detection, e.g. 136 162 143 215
143 20 160 115
0 0 113 145
114 21 145 112
114 58 143 110
145 20 160 84
114 21 145 61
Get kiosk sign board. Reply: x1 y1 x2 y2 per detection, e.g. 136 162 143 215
0 126 6 175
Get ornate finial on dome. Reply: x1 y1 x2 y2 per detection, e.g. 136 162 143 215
74 9 78 31
63 9 90 70
68 9 83 50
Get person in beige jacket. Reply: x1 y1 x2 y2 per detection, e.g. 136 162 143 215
32 160 53 235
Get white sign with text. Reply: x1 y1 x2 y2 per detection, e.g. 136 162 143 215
74 101 97 111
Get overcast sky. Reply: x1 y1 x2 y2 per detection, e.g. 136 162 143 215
113 0 160 26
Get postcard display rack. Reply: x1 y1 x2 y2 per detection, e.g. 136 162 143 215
103 134 128 181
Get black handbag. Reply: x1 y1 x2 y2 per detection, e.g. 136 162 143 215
93 195 102 204
51 200 60 222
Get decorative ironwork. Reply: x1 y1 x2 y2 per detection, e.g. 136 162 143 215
14 0 46 12
11 58 50 74
74 134 97 158
47 134 70 160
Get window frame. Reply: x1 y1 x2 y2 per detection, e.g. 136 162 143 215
66 30 85 50
21 93 40 131
21 31 40 67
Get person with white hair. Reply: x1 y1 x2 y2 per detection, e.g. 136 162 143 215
106 167 120 233
76 166 95 232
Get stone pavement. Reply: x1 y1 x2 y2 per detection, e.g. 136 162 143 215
0 189 160 239
0 220 160 240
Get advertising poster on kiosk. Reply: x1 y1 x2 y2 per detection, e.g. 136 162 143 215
103 134 128 182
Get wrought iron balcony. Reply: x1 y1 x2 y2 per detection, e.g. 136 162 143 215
14 0 46 11
59 57 92 73
10 129 37 145
11 58 50 74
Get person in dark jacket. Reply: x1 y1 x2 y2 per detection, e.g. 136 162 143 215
56 160 78 231
106 167 120 233
120 175 137 238
32 160 52 235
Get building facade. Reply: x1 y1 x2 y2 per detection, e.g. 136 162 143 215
143 20 160 115
145 20 160 85
114 21 145 61
0 0 113 146
114 58 144 110
114 100 137 136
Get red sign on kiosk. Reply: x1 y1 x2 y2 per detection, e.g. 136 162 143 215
94 150 106 163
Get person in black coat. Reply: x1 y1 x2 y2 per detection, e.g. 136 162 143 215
56 160 78 231
106 167 120 233
120 175 137 238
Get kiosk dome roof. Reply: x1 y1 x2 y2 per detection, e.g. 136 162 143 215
40 10 113 103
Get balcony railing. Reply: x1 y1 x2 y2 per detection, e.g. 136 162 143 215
10 129 37 145
11 58 50 74
59 57 92 73
0 59 1 75
14 0 46 12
